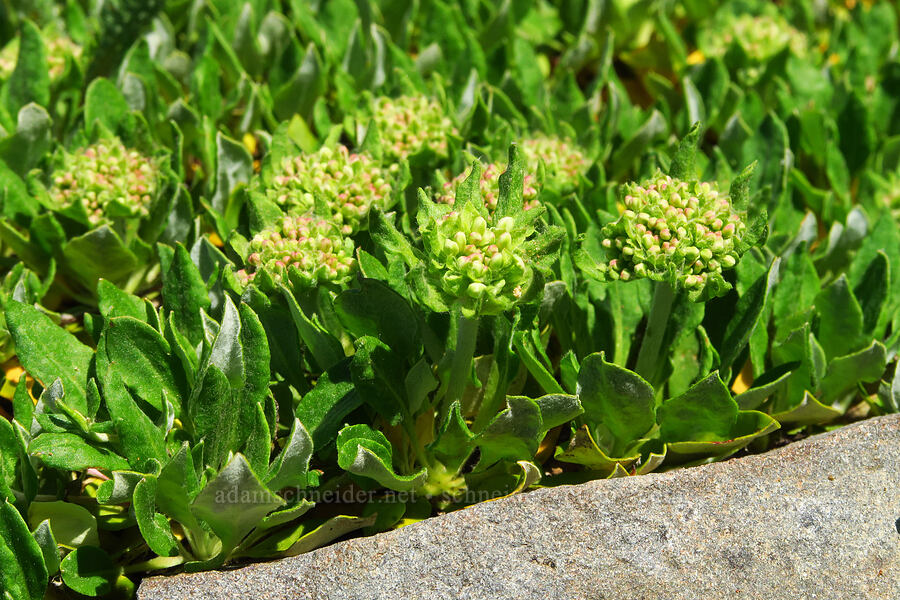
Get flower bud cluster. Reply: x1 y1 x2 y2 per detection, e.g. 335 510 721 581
706 13 806 64
49 140 159 226
373 96 457 161
520 135 588 193
597 172 746 292
428 204 530 315
436 163 539 213
0 31 82 79
268 145 393 235
236 214 356 287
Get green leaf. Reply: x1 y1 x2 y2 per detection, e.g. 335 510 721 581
97 279 146 321
717 258 780 371
610 110 668 179
156 444 201 530
266 419 314 492
273 43 326 121
61 226 139 293
771 390 841 427
283 515 375 557
31 520 59 576
161 243 211 346
852 251 889 335
96 471 144 504
84 78 134 140
512 331 565 395
657 372 737 443
190 454 284 563
0 500 47 600
336 424 426 492
664 410 779 461
729 161 757 211
28 433 129 471
819 341 887 405
350 336 407 426
99 371 167 467
577 353 655 454
5 20 50 116
281 285 344 372
533 393 583 432
815 275 866 361
734 365 793 410
99 316 183 413
0 104 52 177
370 209 419 268
495 144 525 220
554 424 642 476
7 301 93 413
28 502 98 548
334 279 421 360
295 363 361 449
211 132 252 214
59 546 119 597
669 122 702 181
189 365 238 471
429 401 476 473
474 396 543 469
133 476 179 557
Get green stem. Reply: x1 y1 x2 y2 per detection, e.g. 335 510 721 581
444 313 480 412
634 280 675 385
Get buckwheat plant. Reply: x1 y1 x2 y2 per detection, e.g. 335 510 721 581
579 125 757 385
235 214 356 289
49 139 159 226
372 96 456 163
401 146 562 408
520 135 589 194
267 145 395 235
436 163 539 212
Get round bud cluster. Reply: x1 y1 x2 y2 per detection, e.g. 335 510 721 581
704 13 806 75
235 215 356 287
427 204 531 316
520 135 588 193
436 163 539 212
372 96 457 161
268 145 393 235
597 171 746 293
49 140 159 226
0 31 82 80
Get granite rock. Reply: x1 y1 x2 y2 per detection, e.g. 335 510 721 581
139 415 900 600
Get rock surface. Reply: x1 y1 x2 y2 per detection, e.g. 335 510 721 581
139 415 900 600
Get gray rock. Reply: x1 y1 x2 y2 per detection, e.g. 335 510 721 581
139 415 900 600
